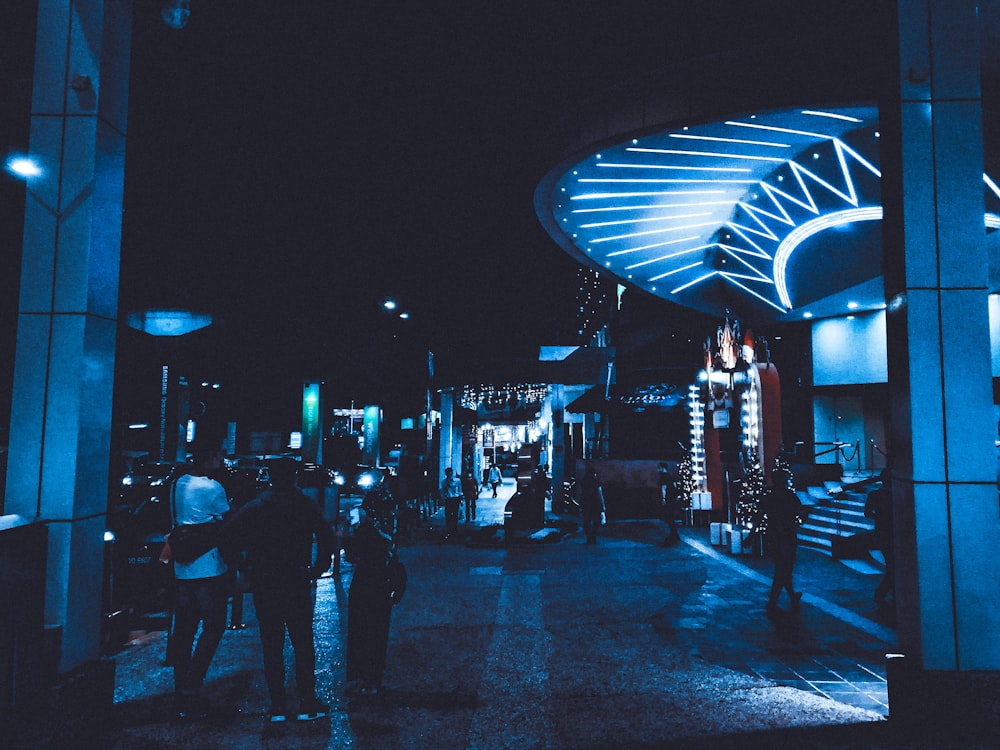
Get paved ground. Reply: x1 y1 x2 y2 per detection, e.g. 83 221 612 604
12 478 996 749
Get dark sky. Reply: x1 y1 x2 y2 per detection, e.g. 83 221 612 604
4 1 869 430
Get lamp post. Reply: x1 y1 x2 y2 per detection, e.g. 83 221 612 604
125 309 213 462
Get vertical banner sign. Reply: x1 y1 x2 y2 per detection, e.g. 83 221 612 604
362 405 381 466
302 382 321 463
159 364 169 461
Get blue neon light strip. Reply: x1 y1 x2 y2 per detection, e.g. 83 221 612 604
773 207 883 308
606 236 702 256
627 147 786 163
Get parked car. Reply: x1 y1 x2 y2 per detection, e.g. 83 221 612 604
118 461 180 505
331 464 385 496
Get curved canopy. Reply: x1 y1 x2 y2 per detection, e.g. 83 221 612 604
537 105 1000 324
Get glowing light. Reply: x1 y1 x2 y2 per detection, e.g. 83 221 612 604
626 147 785 163
578 178 756 184
597 162 752 172
801 110 863 122
571 200 733 214
650 261 704 281
773 206 883 308
725 120 834 139
671 271 718 294
126 309 212 336
626 245 712 269
571 190 726 200
383 299 397 311
985 173 1000 201
607 236 700 257
668 133 790 148
579 212 712 229
590 221 719 243
6 156 41 177
847 301 859 309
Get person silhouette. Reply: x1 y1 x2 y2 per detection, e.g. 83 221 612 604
218 458 336 723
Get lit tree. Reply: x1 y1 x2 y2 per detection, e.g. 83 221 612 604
737 448 765 530
677 452 696 509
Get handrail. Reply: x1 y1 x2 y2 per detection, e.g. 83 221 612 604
795 439 866 471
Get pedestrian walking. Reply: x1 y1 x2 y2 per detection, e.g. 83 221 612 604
487 462 503 498
167 447 231 719
580 464 606 544
658 462 681 545
461 469 478 522
218 457 336 723
865 470 895 607
440 467 463 538
749 466 805 614
344 497 406 697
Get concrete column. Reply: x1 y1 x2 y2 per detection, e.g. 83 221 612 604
549 385 566 511
439 388 455 477
4 0 130 672
880 0 1000 726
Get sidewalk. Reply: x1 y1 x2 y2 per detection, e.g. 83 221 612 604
12 478 996 749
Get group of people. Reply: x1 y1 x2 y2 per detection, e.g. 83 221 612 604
165 447 404 724
439 463 503 536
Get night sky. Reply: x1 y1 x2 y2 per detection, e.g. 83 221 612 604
3 1 868 432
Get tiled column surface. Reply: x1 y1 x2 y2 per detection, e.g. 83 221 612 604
5 0 130 672
880 0 1000 726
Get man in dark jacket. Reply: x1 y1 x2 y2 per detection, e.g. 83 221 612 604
752 466 805 614
219 458 336 723
343 496 403 697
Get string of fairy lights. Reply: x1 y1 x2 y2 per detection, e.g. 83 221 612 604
460 383 551 412
575 266 612 343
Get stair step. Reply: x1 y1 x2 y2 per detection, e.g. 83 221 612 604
804 526 874 541
807 514 870 531
798 532 833 548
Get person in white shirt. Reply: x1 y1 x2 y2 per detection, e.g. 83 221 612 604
487 463 503 498
170 447 231 719
440 467 463 538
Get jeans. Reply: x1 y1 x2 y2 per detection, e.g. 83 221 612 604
172 574 229 697
253 580 318 709
444 497 461 534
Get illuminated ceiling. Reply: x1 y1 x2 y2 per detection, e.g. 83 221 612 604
537 106 1000 324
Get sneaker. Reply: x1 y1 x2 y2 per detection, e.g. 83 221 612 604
296 699 329 721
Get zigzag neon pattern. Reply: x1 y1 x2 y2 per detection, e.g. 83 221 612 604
554 108 1000 315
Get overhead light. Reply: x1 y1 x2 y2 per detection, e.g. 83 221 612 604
6 155 41 178
161 0 191 29
847 301 859 309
